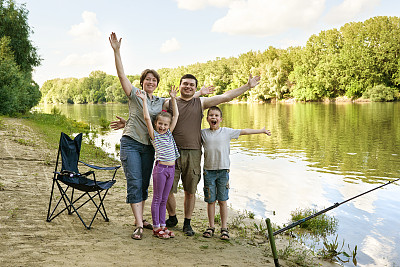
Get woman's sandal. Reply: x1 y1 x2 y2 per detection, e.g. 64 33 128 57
220 228 230 240
162 227 175 238
202 227 215 238
131 226 143 240
153 228 170 239
142 219 153 230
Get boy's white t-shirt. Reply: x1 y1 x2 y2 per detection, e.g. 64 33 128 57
201 127 241 170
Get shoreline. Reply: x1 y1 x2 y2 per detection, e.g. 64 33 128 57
0 116 338 266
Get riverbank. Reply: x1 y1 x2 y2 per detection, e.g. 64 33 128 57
0 116 337 266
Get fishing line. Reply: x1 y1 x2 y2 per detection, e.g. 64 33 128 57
273 177 400 236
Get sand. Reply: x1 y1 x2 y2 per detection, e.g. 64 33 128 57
0 117 337 267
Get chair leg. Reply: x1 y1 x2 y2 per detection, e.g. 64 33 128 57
68 188 75 215
46 178 57 222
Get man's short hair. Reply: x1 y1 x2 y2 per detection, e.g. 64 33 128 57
180 74 198 88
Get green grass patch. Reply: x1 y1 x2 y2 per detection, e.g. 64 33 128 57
99 117 110 129
290 208 338 236
14 138 36 146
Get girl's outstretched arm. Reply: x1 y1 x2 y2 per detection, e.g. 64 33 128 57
169 86 179 132
136 91 155 140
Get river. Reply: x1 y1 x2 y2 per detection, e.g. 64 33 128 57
36 102 400 266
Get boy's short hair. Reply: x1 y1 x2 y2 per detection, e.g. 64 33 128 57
140 69 160 88
207 106 222 117
180 74 198 88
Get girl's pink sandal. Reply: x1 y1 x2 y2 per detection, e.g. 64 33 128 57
153 228 170 239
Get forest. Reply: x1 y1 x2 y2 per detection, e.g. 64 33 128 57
40 16 400 104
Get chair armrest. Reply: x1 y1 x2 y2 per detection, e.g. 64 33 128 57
79 160 121 171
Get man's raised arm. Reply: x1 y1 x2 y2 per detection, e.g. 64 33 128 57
201 74 260 110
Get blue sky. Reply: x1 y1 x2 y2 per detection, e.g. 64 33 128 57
15 0 400 86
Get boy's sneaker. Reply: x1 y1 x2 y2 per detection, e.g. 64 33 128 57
183 224 195 236
166 216 178 227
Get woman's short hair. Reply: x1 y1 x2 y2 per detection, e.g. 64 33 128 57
140 69 160 88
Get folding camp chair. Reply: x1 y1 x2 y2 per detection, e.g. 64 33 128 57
46 132 121 229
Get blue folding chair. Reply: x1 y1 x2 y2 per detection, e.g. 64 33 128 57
46 132 120 229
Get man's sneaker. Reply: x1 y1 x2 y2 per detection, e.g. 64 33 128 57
183 224 195 236
166 216 178 227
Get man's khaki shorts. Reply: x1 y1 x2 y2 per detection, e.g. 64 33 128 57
171 149 202 194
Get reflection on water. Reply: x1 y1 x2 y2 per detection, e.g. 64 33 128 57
36 102 400 266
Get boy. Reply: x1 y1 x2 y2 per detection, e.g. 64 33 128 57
201 106 271 240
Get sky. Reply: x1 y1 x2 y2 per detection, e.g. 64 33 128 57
13 0 400 86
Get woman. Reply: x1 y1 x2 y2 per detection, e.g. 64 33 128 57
109 32 212 240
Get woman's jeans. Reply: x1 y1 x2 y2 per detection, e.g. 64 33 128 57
120 136 154 204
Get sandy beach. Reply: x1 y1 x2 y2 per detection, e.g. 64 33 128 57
0 117 337 266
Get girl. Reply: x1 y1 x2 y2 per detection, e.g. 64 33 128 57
136 87 180 239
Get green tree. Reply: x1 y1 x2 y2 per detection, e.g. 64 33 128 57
0 36 40 114
0 0 41 73
0 0 41 114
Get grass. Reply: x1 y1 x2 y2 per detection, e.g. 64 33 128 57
14 138 36 146
318 235 358 265
290 207 338 236
99 117 110 129
19 111 119 167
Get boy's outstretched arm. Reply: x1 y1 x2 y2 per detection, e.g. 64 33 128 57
240 127 271 136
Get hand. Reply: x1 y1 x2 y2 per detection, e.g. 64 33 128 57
169 85 179 98
247 74 261 89
262 127 271 136
199 85 215 96
136 90 146 100
110 116 126 130
109 32 121 51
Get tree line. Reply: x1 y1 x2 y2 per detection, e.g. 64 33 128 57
0 0 41 115
41 16 400 104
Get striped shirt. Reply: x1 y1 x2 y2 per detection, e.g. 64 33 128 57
152 129 180 162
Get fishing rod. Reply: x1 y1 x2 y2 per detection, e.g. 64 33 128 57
273 177 400 236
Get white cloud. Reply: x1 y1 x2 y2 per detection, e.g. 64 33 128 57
324 0 381 24
60 11 110 75
174 0 234 10
59 50 109 67
68 11 101 42
212 0 326 37
160 38 181 53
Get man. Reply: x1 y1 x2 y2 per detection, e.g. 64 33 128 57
164 73 260 236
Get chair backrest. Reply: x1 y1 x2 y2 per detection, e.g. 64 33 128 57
59 132 83 173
